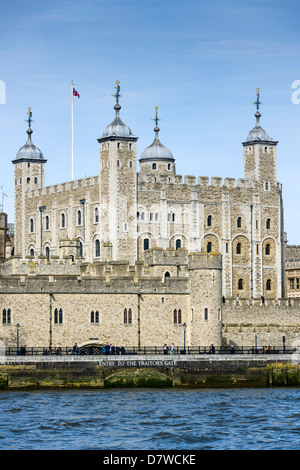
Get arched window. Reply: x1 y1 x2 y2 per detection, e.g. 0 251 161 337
45 215 49 231
128 308 132 324
176 239 181 250
173 309 177 324
178 309 182 324
95 239 100 258
168 163 171 170
164 271 170 282
29 248 34 257
95 207 99 223
78 241 83 257
54 308 63 324
207 215 212 227
172 213 175 222
45 246 50 261
143 238 149 251
91 311 99 323
124 308 127 324
237 217 242 228
152 163 156 170
266 218 271 229
30 218 34 233
266 279 272 291
265 243 271 255
236 242 242 254
2 308 11 324
238 278 244 290
61 213 66 229
77 210 82 226
207 242 212 253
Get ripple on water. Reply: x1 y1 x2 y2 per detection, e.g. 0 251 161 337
0 388 300 450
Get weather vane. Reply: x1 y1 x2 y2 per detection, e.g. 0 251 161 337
25 107 34 128
152 106 161 127
253 88 262 112
112 80 122 104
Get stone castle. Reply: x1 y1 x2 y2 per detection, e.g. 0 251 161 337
0 83 299 351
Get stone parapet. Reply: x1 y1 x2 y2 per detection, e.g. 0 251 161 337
188 252 222 270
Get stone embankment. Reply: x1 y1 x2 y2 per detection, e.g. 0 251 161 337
1 355 300 390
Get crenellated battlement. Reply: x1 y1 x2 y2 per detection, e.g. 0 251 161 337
144 247 189 266
188 251 222 270
223 297 300 307
27 175 99 199
138 172 260 190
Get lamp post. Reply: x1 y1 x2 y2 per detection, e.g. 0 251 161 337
183 322 187 355
16 323 20 355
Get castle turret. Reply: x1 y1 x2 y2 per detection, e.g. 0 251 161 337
242 88 278 187
12 108 47 258
139 106 176 177
188 252 223 346
97 81 138 263
242 89 284 298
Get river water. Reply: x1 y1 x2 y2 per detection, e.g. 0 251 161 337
0 388 299 450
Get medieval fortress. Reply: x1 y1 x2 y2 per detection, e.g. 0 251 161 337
0 83 299 351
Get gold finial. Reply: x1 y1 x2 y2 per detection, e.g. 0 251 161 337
25 107 33 127
113 80 121 104
253 88 262 113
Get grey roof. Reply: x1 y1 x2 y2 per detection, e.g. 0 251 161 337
243 110 277 145
13 127 46 162
102 104 133 138
140 125 174 162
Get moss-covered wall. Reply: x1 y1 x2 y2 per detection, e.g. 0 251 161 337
0 358 300 390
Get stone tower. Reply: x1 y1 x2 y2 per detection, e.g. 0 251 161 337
188 252 223 347
243 88 278 186
12 108 47 258
138 107 176 253
97 82 138 263
242 89 285 298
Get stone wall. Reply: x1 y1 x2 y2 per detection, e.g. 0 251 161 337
222 298 300 346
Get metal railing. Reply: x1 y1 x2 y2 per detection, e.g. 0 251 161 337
3 345 298 356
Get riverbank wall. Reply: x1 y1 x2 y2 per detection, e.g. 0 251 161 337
1 355 300 389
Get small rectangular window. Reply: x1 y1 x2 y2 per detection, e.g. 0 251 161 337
204 308 208 320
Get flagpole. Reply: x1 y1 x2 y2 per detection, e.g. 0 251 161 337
71 81 74 181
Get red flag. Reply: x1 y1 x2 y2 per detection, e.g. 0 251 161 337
73 88 80 98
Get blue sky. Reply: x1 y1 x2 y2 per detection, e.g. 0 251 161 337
1 0 300 243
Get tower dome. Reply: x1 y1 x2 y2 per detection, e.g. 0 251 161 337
13 108 46 163
101 81 135 139
140 107 174 163
243 89 277 145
